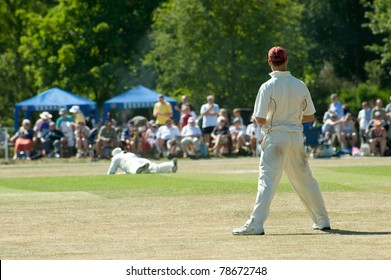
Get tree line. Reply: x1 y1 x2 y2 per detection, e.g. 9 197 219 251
1 0 390 128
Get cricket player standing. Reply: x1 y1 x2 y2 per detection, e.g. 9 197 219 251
107 148 177 175
233 46 331 235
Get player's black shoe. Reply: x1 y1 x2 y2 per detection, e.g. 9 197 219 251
313 224 332 231
172 158 178 173
136 163 150 174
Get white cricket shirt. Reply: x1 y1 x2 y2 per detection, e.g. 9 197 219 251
253 71 316 133
107 152 138 174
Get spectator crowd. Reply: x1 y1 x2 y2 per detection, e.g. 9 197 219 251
318 94 391 157
8 93 391 160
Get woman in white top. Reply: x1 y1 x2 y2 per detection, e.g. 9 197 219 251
144 121 159 153
340 113 357 149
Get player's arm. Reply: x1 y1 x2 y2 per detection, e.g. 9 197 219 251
107 158 118 175
253 84 269 127
302 114 315 123
256 117 266 126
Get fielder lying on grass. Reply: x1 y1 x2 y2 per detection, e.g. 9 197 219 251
107 147 178 175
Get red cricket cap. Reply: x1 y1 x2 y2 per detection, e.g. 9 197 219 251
268 46 287 62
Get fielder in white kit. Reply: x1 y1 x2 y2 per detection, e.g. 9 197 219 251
233 46 331 235
107 147 178 175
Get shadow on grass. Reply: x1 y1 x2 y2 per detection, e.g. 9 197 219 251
326 229 391 235
269 229 391 236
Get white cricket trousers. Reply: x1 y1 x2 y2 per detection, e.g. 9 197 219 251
149 161 174 173
126 158 174 174
248 130 330 231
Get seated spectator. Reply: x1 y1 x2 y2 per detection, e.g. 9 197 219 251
69 105 86 124
121 121 137 153
10 119 35 160
366 111 387 138
232 108 244 127
56 107 75 156
33 111 53 155
95 120 119 158
339 113 357 149
137 123 149 156
156 118 180 159
218 108 230 127
211 116 231 157
321 113 341 145
322 109 333 124
124 116 149 155
33 111 52 138
229 117 246 154
75 121 91 158
39 121 65 158
368 120 387 156
144 120 159 155
246 117 264 156
180 117 202 157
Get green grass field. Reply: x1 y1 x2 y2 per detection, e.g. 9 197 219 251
2 162 390 194
0 157 390 259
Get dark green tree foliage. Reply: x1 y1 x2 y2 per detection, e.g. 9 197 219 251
145 0 306 109
300 0 378 81
1 0 390 127
0 0 55 126
362 0 391 83
18 0 162 105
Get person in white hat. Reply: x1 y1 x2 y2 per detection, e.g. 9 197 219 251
56 107 75 154
144 120 159 154
69 105 86 124
107 147 178 175
180 117 202 157
33 111 52 138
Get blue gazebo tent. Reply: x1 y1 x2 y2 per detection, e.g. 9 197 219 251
14 87 98 131
102 85 178 123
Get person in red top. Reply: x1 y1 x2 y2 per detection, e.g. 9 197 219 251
179 105 192 131
10 119 35 160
